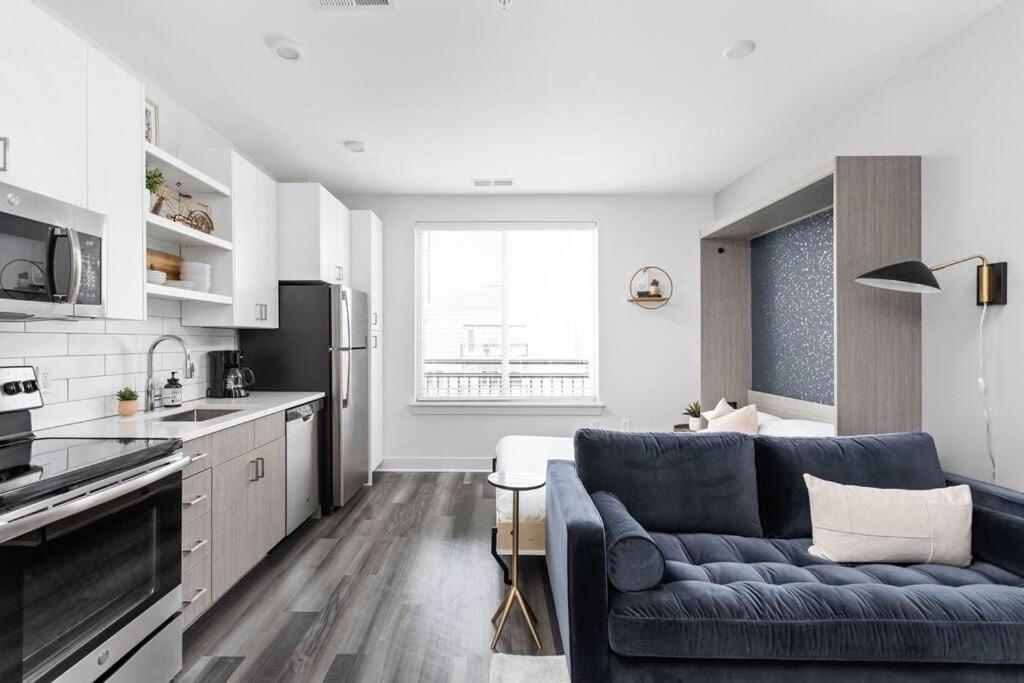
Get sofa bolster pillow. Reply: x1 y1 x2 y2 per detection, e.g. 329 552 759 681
592 491 664 592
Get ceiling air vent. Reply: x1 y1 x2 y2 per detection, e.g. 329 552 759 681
312 0 395 8
472 178 514 188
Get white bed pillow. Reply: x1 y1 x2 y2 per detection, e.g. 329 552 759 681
757 411 784 428
804 474 972 566
701 398 735 421
705 404 758 435
759 419 836 437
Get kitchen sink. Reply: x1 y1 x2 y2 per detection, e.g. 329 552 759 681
157 409 241 423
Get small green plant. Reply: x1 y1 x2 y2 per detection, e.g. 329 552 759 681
145 167 165 194
115 386 139 402
684 401 701 418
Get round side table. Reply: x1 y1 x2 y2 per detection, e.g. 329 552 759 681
488 470 546 651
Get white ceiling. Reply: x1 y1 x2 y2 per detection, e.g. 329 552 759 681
43 0 1002 196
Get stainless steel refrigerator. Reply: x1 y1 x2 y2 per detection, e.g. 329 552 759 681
240 283 369 510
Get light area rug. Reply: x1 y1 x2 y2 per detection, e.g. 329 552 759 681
489 654 569 683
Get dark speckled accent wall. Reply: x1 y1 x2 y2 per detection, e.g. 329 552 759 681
750 209 834 405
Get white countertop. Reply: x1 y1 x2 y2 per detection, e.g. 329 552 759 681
37 391 325 442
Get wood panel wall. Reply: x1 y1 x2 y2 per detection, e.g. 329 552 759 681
700 238 751 408
834 156 922 434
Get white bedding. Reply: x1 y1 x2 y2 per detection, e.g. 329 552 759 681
494 435 574 523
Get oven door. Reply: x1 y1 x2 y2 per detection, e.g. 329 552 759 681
0 467 182 682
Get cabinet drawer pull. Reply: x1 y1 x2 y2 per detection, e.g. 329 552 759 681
189 452 208 463
183 538 208 555
256 457 265 479
182 587 208 606
249 460 258 482
183 494 208 508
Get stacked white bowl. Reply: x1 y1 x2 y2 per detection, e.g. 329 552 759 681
179 261 212 293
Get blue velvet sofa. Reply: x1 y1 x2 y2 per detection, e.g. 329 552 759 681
546 429 1024 682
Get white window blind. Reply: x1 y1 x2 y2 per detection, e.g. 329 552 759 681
415 222 598 402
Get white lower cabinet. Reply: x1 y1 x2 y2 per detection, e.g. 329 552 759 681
369 330 384 477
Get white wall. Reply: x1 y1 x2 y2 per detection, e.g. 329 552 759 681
340 194 712 470
715 1 1024 488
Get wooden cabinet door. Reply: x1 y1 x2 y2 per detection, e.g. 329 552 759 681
255 438 287 554
212 452 260 600
87 47 145 321
0 1 87 206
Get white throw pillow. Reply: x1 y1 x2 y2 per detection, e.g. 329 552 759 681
705 404 758 435
804 474 973 567
702 398 735 421
759 419 836 437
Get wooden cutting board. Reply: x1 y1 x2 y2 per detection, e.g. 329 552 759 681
146 249 181 280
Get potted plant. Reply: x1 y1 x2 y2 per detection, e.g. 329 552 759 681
146 167 169 215
684 401 703 431
116 386 139 417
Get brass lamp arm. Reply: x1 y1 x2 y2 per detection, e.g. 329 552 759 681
929 254 988 271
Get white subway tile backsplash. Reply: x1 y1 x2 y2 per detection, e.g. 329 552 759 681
25 319 106 333
105 318 163 335
68 334 136 355
31 397 107 430
0 333 68 357
26 355 106 380
41 379 68 403
68 373 139 401
10 310 240 428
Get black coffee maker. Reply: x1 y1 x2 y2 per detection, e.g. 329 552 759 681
207 350 255 398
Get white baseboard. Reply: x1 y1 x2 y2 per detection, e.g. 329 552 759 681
376 456 492 472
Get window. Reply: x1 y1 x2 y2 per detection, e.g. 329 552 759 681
415 222 598 403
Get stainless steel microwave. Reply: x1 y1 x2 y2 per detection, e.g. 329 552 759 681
0 182 104 319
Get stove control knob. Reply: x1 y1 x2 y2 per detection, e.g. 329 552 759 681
2 381 22 395
21 380 38 393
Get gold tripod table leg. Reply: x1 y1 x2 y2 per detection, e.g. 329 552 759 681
491 587 517 650
516 590 543 651
491 587 514 623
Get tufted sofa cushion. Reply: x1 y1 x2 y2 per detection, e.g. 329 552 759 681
607 532 1024 664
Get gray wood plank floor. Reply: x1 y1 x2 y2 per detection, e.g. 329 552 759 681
178 472 563 682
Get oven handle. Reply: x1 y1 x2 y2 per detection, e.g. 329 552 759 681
0 456 188 544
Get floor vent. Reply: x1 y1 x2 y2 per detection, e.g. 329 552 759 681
312 0 395 8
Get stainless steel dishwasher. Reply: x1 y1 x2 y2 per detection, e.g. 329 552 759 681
285 399 323 534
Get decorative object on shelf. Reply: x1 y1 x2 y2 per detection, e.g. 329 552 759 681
856 253 1008 484
146 166 168 215
144 99 159 144
115 386 139 417
164 182 216 234
684 401 704 431
627 265 673 309
147 248 182 281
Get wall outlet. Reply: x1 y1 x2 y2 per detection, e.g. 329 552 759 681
35 366 51 390
620 418 631 432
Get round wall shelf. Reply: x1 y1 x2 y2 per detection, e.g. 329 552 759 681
627 266 672 309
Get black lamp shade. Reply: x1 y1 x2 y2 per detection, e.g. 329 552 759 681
855 260 941 294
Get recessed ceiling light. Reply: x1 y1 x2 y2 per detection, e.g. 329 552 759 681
497 0 514 9
344 140 366 153
722 40 756 61
272 39 304 62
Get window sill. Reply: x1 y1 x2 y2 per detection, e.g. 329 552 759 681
408 401 605 416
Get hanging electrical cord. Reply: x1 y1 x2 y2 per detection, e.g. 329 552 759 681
978 302 995 483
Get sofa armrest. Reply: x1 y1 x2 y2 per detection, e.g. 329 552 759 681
947 472 1024 575
546 459 609 682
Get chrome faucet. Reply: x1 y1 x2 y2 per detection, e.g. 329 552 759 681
146 335 195 412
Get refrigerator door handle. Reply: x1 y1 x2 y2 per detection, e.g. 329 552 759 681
343 296 352 408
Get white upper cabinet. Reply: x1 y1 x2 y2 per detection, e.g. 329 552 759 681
87 47 145 321
278 183 351 285
350 210 383 330
0 0 88 206
179 149 278 328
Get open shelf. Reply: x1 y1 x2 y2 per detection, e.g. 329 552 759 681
145 142 231 197
146 283 232 304
146 213 232 250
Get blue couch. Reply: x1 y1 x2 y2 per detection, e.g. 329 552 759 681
546 429 1024 682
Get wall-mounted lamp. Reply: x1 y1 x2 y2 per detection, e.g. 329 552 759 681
855 255 1007 305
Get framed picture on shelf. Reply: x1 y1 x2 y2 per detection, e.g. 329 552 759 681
144 99 159 144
